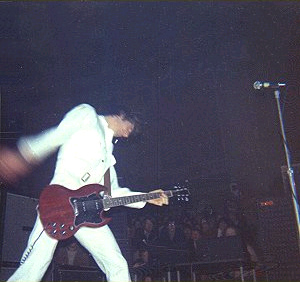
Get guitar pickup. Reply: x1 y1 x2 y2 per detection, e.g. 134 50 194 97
71 199 79 216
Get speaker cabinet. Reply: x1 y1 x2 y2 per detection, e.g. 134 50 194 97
52 265 105 282
1 193 38 263
0 263 18 282
257 196 300 280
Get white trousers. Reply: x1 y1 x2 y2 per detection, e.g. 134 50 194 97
7 216 131 282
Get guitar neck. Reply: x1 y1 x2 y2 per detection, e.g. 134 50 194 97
102 190 173 209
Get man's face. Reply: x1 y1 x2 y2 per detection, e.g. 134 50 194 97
113 115 134 138
144 219 153 232
191 230 200 240
167 221 176 232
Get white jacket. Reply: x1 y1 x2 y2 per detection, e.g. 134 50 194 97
17 103 146 209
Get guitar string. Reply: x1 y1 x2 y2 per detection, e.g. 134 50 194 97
93 191 167 208
77 189 187 207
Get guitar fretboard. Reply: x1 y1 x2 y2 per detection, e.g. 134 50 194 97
102 190 173 209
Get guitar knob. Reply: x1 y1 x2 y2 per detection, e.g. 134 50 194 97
60 224 65 228
61 231 67 235
52 223 57 227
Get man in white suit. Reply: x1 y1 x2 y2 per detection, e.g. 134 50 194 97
0 103 168 282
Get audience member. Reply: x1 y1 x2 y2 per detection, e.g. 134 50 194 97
159 217 185 249
217 217 238 237
133 217 158 249
200 217 216 239
132 249 153 282
54 238 91 267
188 228 202 262
182 224 192 248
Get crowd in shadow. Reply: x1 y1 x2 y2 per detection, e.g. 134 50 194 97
127 187 259 281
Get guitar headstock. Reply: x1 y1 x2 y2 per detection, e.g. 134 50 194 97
170 182 191 203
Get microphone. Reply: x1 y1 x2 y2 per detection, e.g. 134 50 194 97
253 81 286 90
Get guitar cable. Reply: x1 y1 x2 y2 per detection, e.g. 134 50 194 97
20 229 45 265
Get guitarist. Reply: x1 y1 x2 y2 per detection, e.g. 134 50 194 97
0 103 168 282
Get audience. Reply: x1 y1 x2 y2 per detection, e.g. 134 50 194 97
127 194 259 267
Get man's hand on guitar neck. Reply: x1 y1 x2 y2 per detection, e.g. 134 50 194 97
147 189 169 206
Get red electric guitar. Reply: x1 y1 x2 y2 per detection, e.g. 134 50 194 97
38 183 190 240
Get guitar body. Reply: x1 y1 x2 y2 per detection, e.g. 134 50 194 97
39 184 111 240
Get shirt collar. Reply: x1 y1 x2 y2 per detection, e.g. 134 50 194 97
98 115 114 145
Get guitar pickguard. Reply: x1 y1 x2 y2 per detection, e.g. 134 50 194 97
70 193 104 226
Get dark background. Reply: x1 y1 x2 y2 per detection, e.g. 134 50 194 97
1 1 300 211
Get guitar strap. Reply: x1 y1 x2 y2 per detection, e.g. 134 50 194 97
104 168 111 196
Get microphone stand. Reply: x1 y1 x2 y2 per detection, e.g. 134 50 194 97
274 89 300 250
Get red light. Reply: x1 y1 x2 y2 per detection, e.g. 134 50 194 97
260 200 274 206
